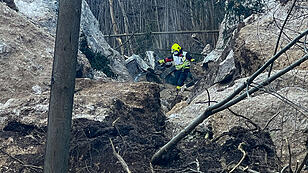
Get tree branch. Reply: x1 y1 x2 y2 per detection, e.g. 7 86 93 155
109 138 131 173
268 0 297 77
151 29 308 164
103 30 219 37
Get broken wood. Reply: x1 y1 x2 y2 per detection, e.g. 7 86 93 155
230 142 246 173
103 30 219 37
151 29 308 164
109 138 131 173
0 148 43 171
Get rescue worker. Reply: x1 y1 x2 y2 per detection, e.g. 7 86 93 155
158 43 195 90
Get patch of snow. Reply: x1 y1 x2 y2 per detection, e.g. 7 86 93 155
15 0 50 19
32 85 42 95
34 104 48 112
0 99 16 109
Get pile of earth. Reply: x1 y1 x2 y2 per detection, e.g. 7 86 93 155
0 104 281 172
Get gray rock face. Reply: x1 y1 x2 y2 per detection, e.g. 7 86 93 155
167 70 308 166
15 0 132 81
76 51 93 78
80 0 132 81
214 49 236 83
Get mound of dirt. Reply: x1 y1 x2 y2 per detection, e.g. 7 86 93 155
0 114 282 173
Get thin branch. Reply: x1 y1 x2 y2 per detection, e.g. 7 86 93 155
114 34 135 51
229 142 246 173
0 148 43 171
263 112 280 131
196 100 260 130
281 165 289 173
109 138 132 173
295 151 308 173
238 166 260 173
151 29 308 164
250 82 308 117
103 30 219 37
268 0 297 77
227 108 260 130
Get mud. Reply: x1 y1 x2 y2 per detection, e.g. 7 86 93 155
0 104 283 173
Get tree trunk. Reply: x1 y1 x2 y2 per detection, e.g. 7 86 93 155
117 0 133 55
190 0 195 29
109 0 124 55
43 0 82 172
154 0 162 49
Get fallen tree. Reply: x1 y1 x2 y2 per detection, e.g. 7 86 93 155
151 28 308 164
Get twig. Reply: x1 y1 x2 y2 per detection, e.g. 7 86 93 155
304 34 308 54
114 34 135 51
150 162 155 173
263 112 280 131
227 108 260 130
268 0 298 77
229 142 246 173
196 100 260 130
205 88 211 106
281 165 289 173
109 138 132 173
112 117 120 127
295 151 308 173
238 166 260 173
0 148 43 171
250 82 308 117
294 160 299 173
286 138 293 173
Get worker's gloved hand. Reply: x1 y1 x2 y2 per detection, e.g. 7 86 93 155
158 59 165 64
190 58 195 62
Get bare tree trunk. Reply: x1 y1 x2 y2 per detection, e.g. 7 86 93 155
43 0 82 172
190 0 195 29
154 0 162 49
117 0 133 55
109 0 124 55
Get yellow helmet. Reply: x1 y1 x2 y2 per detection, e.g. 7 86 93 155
171 43 181 53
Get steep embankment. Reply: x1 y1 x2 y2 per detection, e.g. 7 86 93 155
168 0 308 168
0 3 53 103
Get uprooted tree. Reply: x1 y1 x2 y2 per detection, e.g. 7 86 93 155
151 29 308 171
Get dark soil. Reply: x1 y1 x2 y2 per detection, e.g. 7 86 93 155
0 100 282 173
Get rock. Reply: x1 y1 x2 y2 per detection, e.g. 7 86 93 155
201 44 212 57
15 0 132 81
2 0 18 11
79 0 132 81
31 85 42 95
145 51 157 70
202 49 223 65
76 51 93 78
234 1 308 75
166 70 308 166
214 49 236 83
125 54 150 81
0 42 10 54
0 3 54 103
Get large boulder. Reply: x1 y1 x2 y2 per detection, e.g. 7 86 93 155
0 3 54 103
167 70 308 165
234 1 308 75
14 0 132 81
0 3 95 103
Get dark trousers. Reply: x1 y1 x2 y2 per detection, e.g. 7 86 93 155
174 69 189 87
